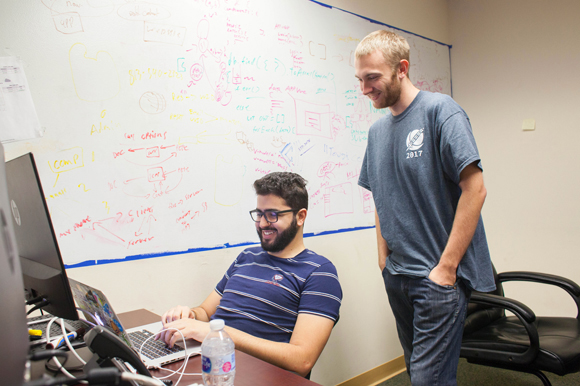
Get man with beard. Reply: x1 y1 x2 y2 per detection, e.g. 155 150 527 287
355 30 495 385
156 172 342 377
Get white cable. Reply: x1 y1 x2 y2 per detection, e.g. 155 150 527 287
121 372 165 386
43 317 86 382
155 366 202 376
45 316 58 343
60 318 86 365
139 327 198 386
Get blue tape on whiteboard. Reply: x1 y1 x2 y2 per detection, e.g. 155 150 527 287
65 226 375 268
309 0 451 48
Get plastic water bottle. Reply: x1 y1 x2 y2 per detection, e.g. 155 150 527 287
201 319 235 386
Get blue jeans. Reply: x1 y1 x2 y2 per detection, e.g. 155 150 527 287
382 268 471 386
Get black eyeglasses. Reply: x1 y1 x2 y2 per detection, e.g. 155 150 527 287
249 209 296 223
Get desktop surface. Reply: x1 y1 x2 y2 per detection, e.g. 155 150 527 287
119 309 321 386
30 309 321 385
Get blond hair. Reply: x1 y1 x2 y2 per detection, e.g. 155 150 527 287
355 30 410 76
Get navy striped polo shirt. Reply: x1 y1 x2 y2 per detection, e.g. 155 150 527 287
212 246 342 343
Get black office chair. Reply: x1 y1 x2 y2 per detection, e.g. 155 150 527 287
461 265 580 385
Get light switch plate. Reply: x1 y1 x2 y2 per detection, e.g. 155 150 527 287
522 118 536 131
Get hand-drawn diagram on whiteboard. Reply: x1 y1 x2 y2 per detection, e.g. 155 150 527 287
1 0 452 266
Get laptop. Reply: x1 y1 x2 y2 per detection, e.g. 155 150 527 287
68 278 201 368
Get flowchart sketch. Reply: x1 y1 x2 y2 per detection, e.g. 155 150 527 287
52 13 83 34
324 182 354 217
117 3 171 21
47 147 84 187
294 99 333 139
143 22 186 45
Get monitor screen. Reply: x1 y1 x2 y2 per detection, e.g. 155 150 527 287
5 152 78 321
0 144 28 386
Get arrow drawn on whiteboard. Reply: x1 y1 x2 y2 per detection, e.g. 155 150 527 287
121 181 151 198
165 171 183 193
201 111 218 123
123 191 151 199
124 177 145 184
92 222 126 242
123 152 177 166
135 214 156 237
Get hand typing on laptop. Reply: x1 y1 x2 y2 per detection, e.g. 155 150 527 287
154 173 343 377
155 305 211 347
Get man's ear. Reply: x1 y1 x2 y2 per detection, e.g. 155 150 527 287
296 208 307 227
398 59 410 79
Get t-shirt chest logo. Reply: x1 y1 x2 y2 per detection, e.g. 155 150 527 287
406 128 424 151
405 128 425 159
268 274 284 286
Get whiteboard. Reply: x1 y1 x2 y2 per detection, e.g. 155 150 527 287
0 0 451 266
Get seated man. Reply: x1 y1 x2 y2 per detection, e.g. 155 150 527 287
155 172 342 377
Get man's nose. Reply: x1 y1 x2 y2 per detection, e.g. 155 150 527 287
361 81 372 95
259 215 271 227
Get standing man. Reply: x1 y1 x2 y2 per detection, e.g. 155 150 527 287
355 30 495 386
156 172 342 377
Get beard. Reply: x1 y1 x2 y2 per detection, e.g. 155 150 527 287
257 216 299 253
373 71 401 109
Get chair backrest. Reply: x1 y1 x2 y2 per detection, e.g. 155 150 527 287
463 264 505 335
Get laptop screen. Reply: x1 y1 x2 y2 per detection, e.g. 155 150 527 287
69 278 134 349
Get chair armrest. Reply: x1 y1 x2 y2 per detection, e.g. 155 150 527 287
498 271 580 318
463 293 540 365
470 293 536 323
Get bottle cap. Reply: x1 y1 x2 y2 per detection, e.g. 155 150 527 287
210 319 225 331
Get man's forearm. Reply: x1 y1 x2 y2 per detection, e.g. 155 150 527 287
439 187 485 268
226 327 312 376
435 164 486 282
224 314 334 377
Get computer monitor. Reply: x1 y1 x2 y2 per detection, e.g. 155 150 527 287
6 152 78 321
0 144 28 386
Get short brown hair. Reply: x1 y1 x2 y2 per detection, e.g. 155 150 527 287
355 30 411 76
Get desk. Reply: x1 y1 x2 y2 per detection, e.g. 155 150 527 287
119 309 321 386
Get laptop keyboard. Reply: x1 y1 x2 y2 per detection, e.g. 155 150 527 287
128 330 183 360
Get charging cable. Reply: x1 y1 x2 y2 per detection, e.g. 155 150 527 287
43 317 85 381
137 327 201 386
26 299 50 315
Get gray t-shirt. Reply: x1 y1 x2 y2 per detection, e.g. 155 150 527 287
358 91 495 292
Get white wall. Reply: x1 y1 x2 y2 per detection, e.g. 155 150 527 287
68 1 451 385
448 0 580 317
